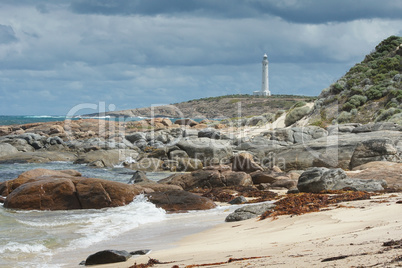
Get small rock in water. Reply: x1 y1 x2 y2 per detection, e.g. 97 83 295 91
129 249 152 255
84 249 131 265
128 170 149 184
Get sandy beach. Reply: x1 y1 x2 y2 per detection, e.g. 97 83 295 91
86 192 402 268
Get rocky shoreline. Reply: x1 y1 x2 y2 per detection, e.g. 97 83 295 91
0 118 401 266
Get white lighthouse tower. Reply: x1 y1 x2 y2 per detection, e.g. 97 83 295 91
253 53 271 96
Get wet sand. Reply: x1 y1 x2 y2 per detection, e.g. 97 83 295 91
86 192 402 268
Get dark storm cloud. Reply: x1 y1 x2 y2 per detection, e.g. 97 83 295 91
69 0 402 23
0 24 17 44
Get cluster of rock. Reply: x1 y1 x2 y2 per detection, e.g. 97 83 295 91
1 118 400 175
0 121 400 213
0 168 216 212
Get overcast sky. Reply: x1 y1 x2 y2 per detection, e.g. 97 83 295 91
0 0 401 115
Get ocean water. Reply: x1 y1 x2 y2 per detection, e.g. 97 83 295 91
0 116 225 267
0 162 239 267
0 115 206 126
0 115 143 126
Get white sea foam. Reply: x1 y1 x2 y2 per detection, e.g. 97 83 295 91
113 156 137 168
0 241 49 254
24 115 65 119
1 195 166 267
65 194 166 250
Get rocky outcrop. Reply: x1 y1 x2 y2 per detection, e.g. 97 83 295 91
347 161 402 190
0 168 81 196
198 128 221 139
0 151 77 164
126 158 164 172
176 157 203 172
231 152 264 173
297 167 387 193
250 170 297 190
159 169 253 191
174 119 199 127
176 137 233 165
146 190 216 211
1 169 143 210
225 203 276 222
248 128 401 171
128 171 183 192
350 138 400 169
84 250 131 265
261 126 328 145
0 143 18 157
74 149 140 168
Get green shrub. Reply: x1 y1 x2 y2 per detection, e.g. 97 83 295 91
365 86 384 100
389 89 402 102
337 111 352 123
342 102 356 112
372 73 387 84
375 108 402 122
275 110 285 120
349 64 370 74
346 78 359 89
342 95 367 111
388 113 402 125
385 101 398 109
290 101 307 109
284 106 310 126
350 87 364 95
331 83 344 94
375 36 402 54
350 95 367 106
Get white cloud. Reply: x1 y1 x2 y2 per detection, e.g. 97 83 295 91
0 1 401 115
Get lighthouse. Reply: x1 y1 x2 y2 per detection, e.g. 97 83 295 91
253 53 271 96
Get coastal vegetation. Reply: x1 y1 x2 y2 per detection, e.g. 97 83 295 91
309 35 402 125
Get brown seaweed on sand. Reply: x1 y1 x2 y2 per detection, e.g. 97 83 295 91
260 191 374 220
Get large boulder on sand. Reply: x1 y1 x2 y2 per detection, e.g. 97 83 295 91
297 167 387 193
146 189 216 212
225 203 276 222
1 169 143 210
347 161 402 190
85 250 131 265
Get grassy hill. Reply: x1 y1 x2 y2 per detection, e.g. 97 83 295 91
308 35 402 126
88 94 316 120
